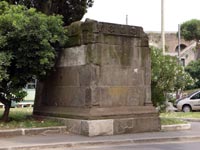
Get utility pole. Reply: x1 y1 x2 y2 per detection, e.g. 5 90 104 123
178 24 181 59
126 14 128 25
161 0 165 55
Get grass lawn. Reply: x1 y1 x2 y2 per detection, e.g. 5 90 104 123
0 107 63 130
160 118 187 125
160 112 200 125
160 112 200 119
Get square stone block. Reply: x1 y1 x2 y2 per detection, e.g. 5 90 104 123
81 120 114 136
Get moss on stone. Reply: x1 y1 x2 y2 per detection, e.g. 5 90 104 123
120 48 132 66
66 21 82 47
86 45 101 65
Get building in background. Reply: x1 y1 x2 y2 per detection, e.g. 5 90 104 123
148 32 198 66
0 80 36 108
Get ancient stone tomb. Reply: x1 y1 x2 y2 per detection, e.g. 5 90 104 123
33 20 160 136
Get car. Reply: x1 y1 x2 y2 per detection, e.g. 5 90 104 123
174 90 200 112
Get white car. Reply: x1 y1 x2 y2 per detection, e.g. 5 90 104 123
174 90 200 112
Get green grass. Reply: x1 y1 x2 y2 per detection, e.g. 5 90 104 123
0 107 64 130
160 118 187 125
160 112 200 125
160 112 200 119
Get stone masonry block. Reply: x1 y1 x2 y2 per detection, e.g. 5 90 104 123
43 87 86 107
99 66 129 86
81 119 114 136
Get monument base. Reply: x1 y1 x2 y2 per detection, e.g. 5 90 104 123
63 117 160 136
34 106 161 136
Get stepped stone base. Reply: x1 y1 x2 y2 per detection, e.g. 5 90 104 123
60 116 160 137
34 105 160 136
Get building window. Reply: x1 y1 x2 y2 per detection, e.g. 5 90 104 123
181 58 185 66
25 79 37 90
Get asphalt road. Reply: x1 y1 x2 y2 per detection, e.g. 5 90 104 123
43 141 200 150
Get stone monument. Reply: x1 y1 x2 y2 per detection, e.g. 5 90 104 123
33 20 161 136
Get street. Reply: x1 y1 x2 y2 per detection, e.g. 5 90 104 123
1 122 200 150
43 141 200 150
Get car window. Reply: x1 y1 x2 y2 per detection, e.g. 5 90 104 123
191 92 200 99
188 91 200 97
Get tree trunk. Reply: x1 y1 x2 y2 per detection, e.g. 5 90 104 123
0 100 11 122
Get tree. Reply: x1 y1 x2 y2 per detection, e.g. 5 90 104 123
0 1 67 121
180 19 200 42
185 60 200 89
5 0 94 25
181 19 200 89
151 47 194 107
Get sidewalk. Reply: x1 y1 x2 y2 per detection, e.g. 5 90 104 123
0 122 200 150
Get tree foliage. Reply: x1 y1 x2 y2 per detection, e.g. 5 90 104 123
185 60 200 89
180 19 200 42
151 47 194 107
0 1 67 121
180 19 200 89
5 0 94 25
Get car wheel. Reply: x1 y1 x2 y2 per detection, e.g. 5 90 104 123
182 105 191 112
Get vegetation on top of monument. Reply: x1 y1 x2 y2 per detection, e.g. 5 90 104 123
5 0 94 26
185 60 200 89
151 47 194 108
180 19 200 42
0 1 67 122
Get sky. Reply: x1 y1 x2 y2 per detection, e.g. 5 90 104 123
83 0 200 32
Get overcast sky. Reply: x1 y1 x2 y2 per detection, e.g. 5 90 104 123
83 0 200 32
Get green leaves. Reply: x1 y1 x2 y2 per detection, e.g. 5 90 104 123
5 0 94 26
181 19 200 42
0 52 12 82
0 2 67 103
185 60 200 89
151 47 194 106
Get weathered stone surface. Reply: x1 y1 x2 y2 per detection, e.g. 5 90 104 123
46 67 79 86
42 86 86 107
33 20 160 136
99 66 129 86
113 118 136 134
114 117 160 134
49 117 160 136
57 46 86 67
81 120 114 136
85 87 101 107
65 119 82 135
145 86 152 105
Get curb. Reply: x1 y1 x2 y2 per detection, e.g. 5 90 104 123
0 123 190 137
0 126 67 137
161 123 191 131
181 118 200 122
1 135 200 150
0 123 192 137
